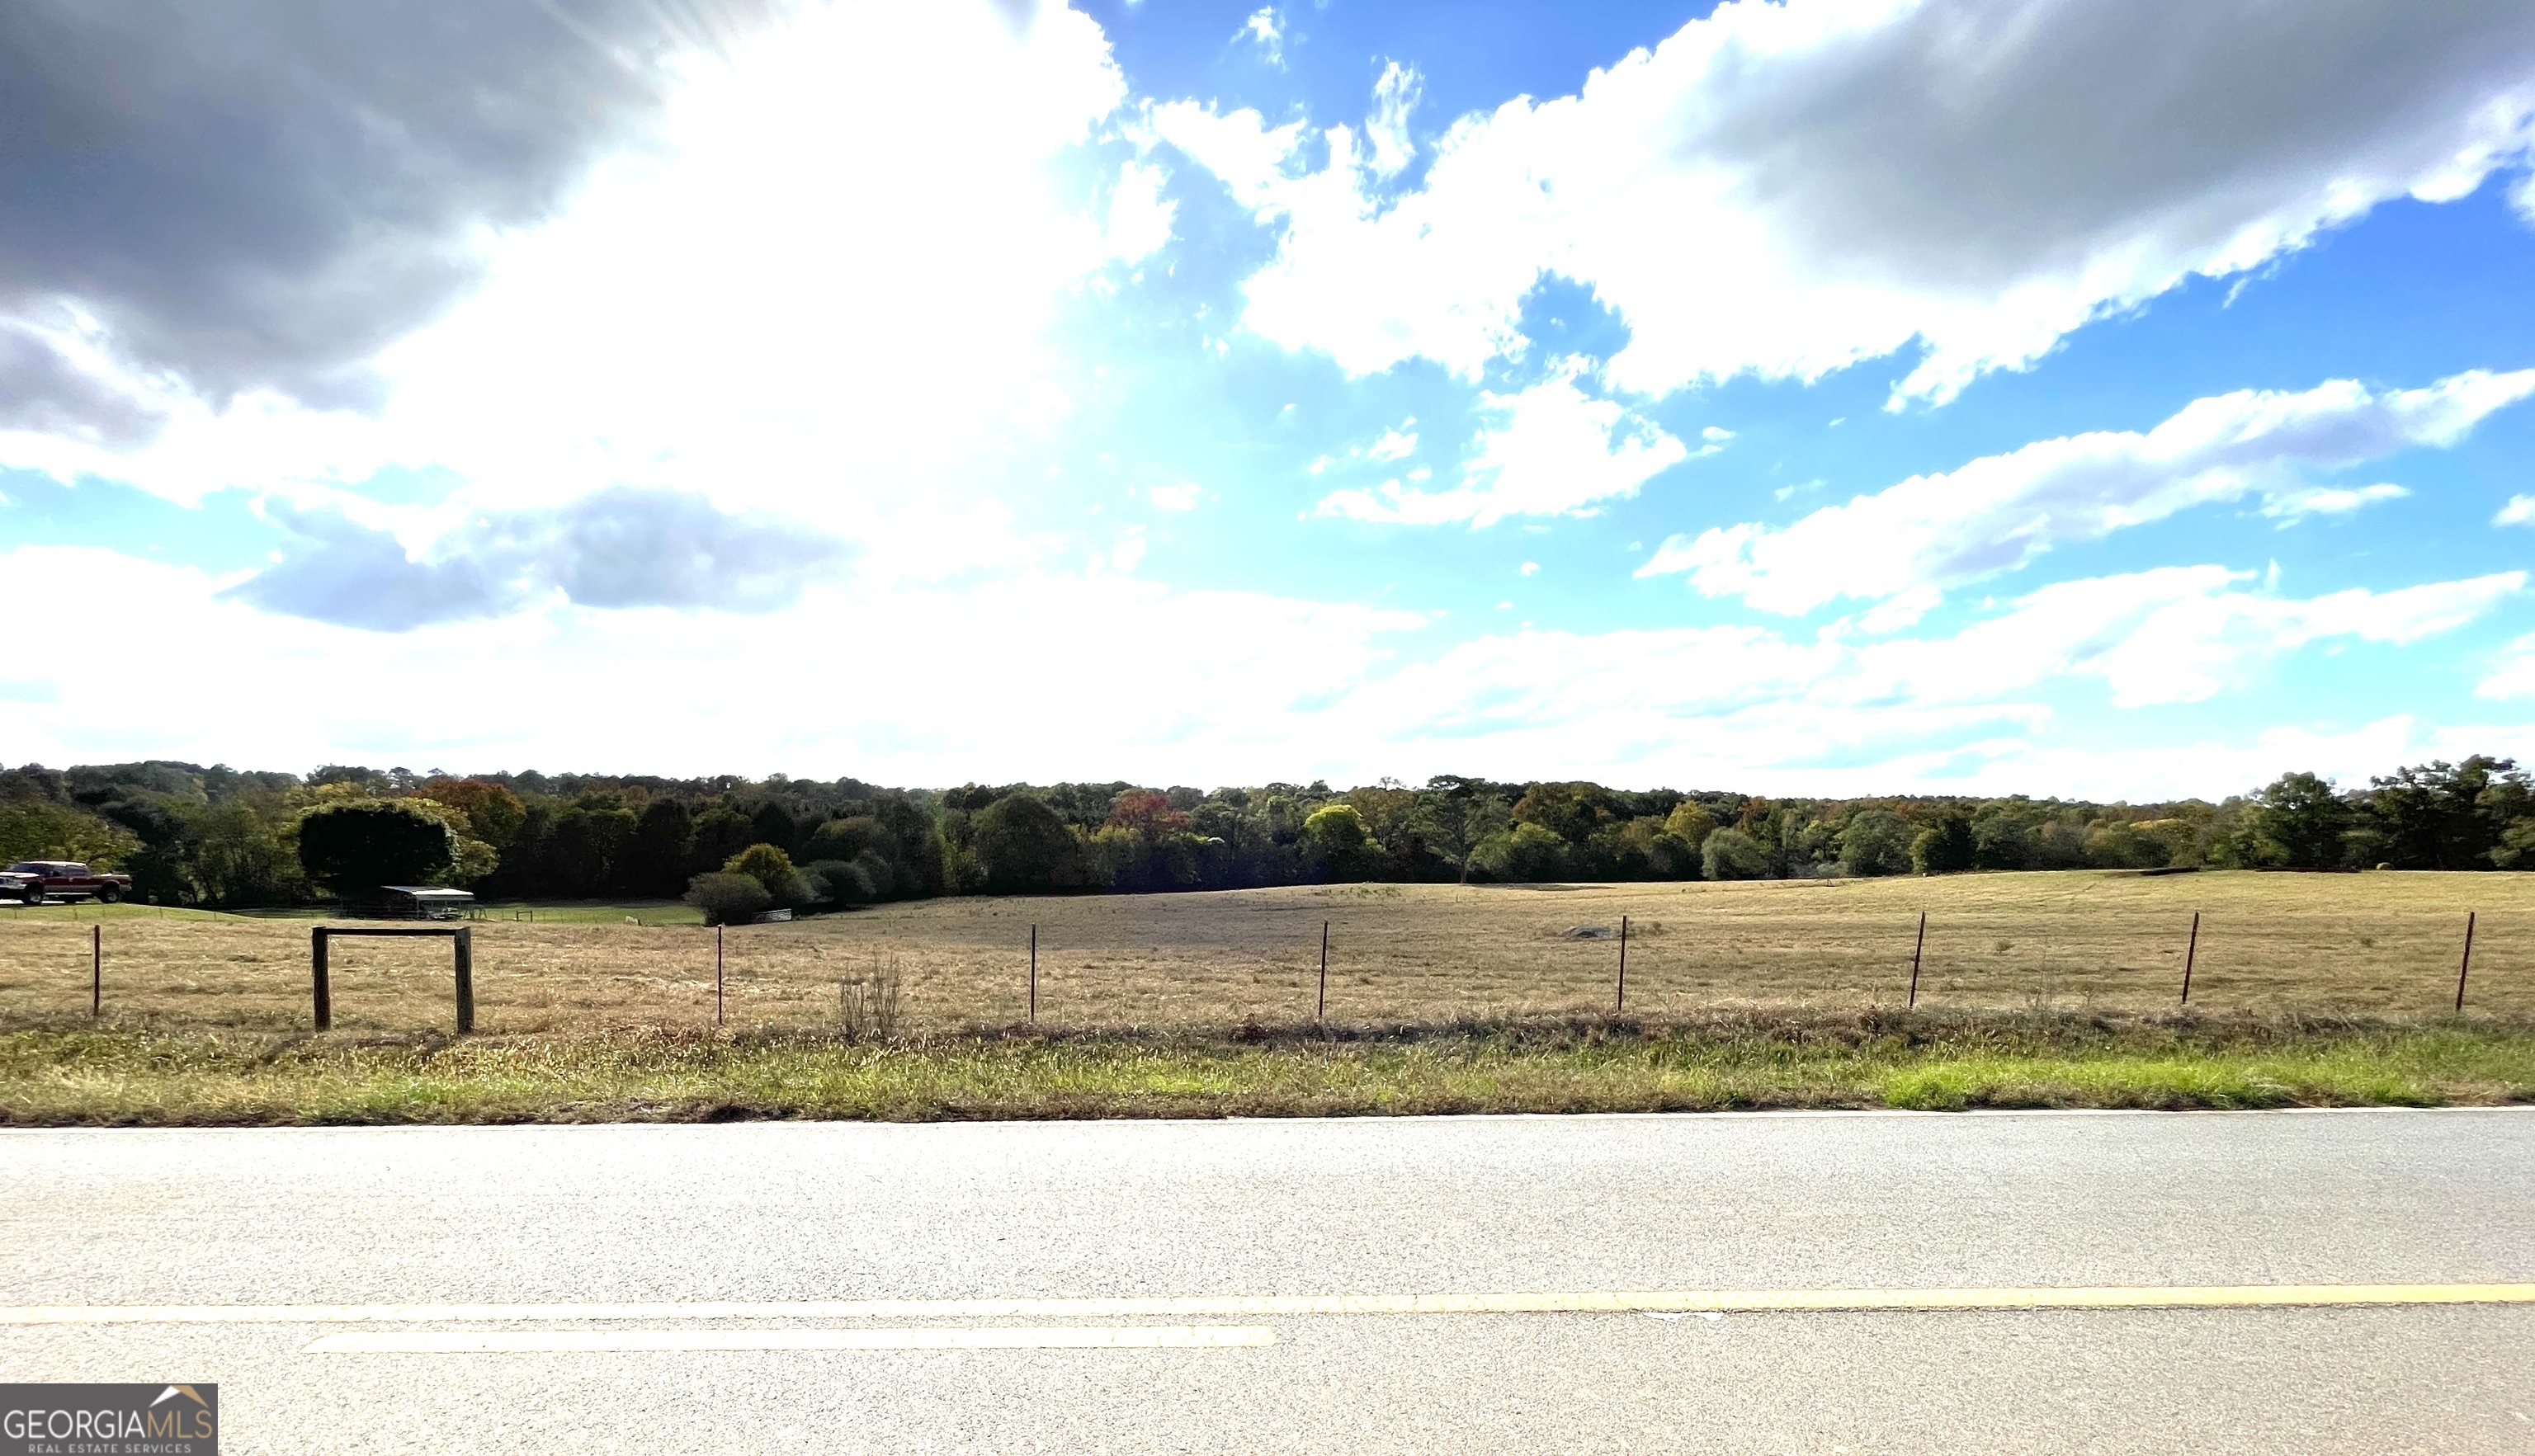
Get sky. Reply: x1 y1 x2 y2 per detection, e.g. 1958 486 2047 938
3 0 2534 800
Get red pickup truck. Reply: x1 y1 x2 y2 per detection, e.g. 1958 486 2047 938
2 861 131 905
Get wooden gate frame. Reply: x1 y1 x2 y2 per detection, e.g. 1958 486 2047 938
311 926 473 1032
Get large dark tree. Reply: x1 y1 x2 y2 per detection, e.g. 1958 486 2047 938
295 800 455 893
2245 771 2357 869
970 794 1084 893
624 799 695 897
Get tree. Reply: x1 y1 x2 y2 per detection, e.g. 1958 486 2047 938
1472 822 1569 882
624 799 696 896
1909 813 1976 875
1838 809 1913 878
685 872 771 926
723 842 805 903
2243 771 2355 869
2353 757 2522 869
689 807 758 876
296 799 456 893
1301 803 1382 880
417 778 525 848
970 794 1085 893
1662 802 1717 850
749 801 799 855
1702 826 1768 880
542 803 637 897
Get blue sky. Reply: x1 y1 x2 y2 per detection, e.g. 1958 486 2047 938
3 0 2534 798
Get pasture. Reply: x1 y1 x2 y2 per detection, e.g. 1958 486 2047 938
0 869 2525 1035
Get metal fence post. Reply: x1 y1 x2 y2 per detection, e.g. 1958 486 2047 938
91 925 101 1019
1029 924 1037 1024
2181 912 2200 1006
716 923 725 1027
1318 921 1329 1022
454 926 474 1034
2457 911 2476 1014
1907 912 1926 1010
311 927 331 1031
1617 915 1629 1012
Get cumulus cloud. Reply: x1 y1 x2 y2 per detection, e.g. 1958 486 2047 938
2497 494 2535 526
0 0 769 436
1641 369 2535 614
1149 483 1200 511
229 488 855 630
1162 0 2535 403
2481 633 2535 700
1239 7 1284 68
1316 369 1688 526
0 0 1152 530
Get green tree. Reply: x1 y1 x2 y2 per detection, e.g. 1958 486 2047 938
685 871 771 926
1909 813 1976 875
1701 826 1768 880
688 807 758 876
1472 821 1570 882
295 799 456 893
625 799 696 896
1838 809 1913 878
723 842 804 902
969 794 1085 893
2243 771 2355 869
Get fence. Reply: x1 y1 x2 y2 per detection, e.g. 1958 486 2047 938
2 876 2524 1036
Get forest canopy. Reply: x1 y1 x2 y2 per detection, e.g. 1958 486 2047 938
1 755 2528 910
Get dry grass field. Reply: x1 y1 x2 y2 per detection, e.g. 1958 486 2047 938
2 869 2528 1036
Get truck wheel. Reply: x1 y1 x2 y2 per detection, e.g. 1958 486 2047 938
16 887 39 906
94 885 121 904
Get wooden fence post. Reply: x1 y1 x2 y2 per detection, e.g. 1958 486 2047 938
1317 921 1329 1022
454 926 474 1034
311 927 331 1031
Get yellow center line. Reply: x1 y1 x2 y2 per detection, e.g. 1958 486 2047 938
2 1284 2530 1326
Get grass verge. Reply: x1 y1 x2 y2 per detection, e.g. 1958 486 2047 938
1 1011 2529 1126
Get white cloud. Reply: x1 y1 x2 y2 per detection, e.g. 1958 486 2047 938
1700 426 1735 443
2497 493 2535 526
1366 427 1418 462
2480 633 2535 700
1164 0 2535 403
1642 370 2535 613
7 542 2516 797
1843 567 2524 709
1365 62 1421 179
1316 369 1688 526
1149 483 1201 511
0 0 1154 564
1519 561 1540 577
2259 483 2410 522
1239 7 1285 68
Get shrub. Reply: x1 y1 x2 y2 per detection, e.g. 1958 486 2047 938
685 872 772 926
723 843 802 901
1702 826 1768 880
804 858 875 905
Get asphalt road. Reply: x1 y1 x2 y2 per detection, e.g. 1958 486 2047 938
2 1109 2530 1453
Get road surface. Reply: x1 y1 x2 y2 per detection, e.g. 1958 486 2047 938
2 1109 2530 1452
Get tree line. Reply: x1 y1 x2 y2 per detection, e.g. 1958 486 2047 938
2 756 2528 916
